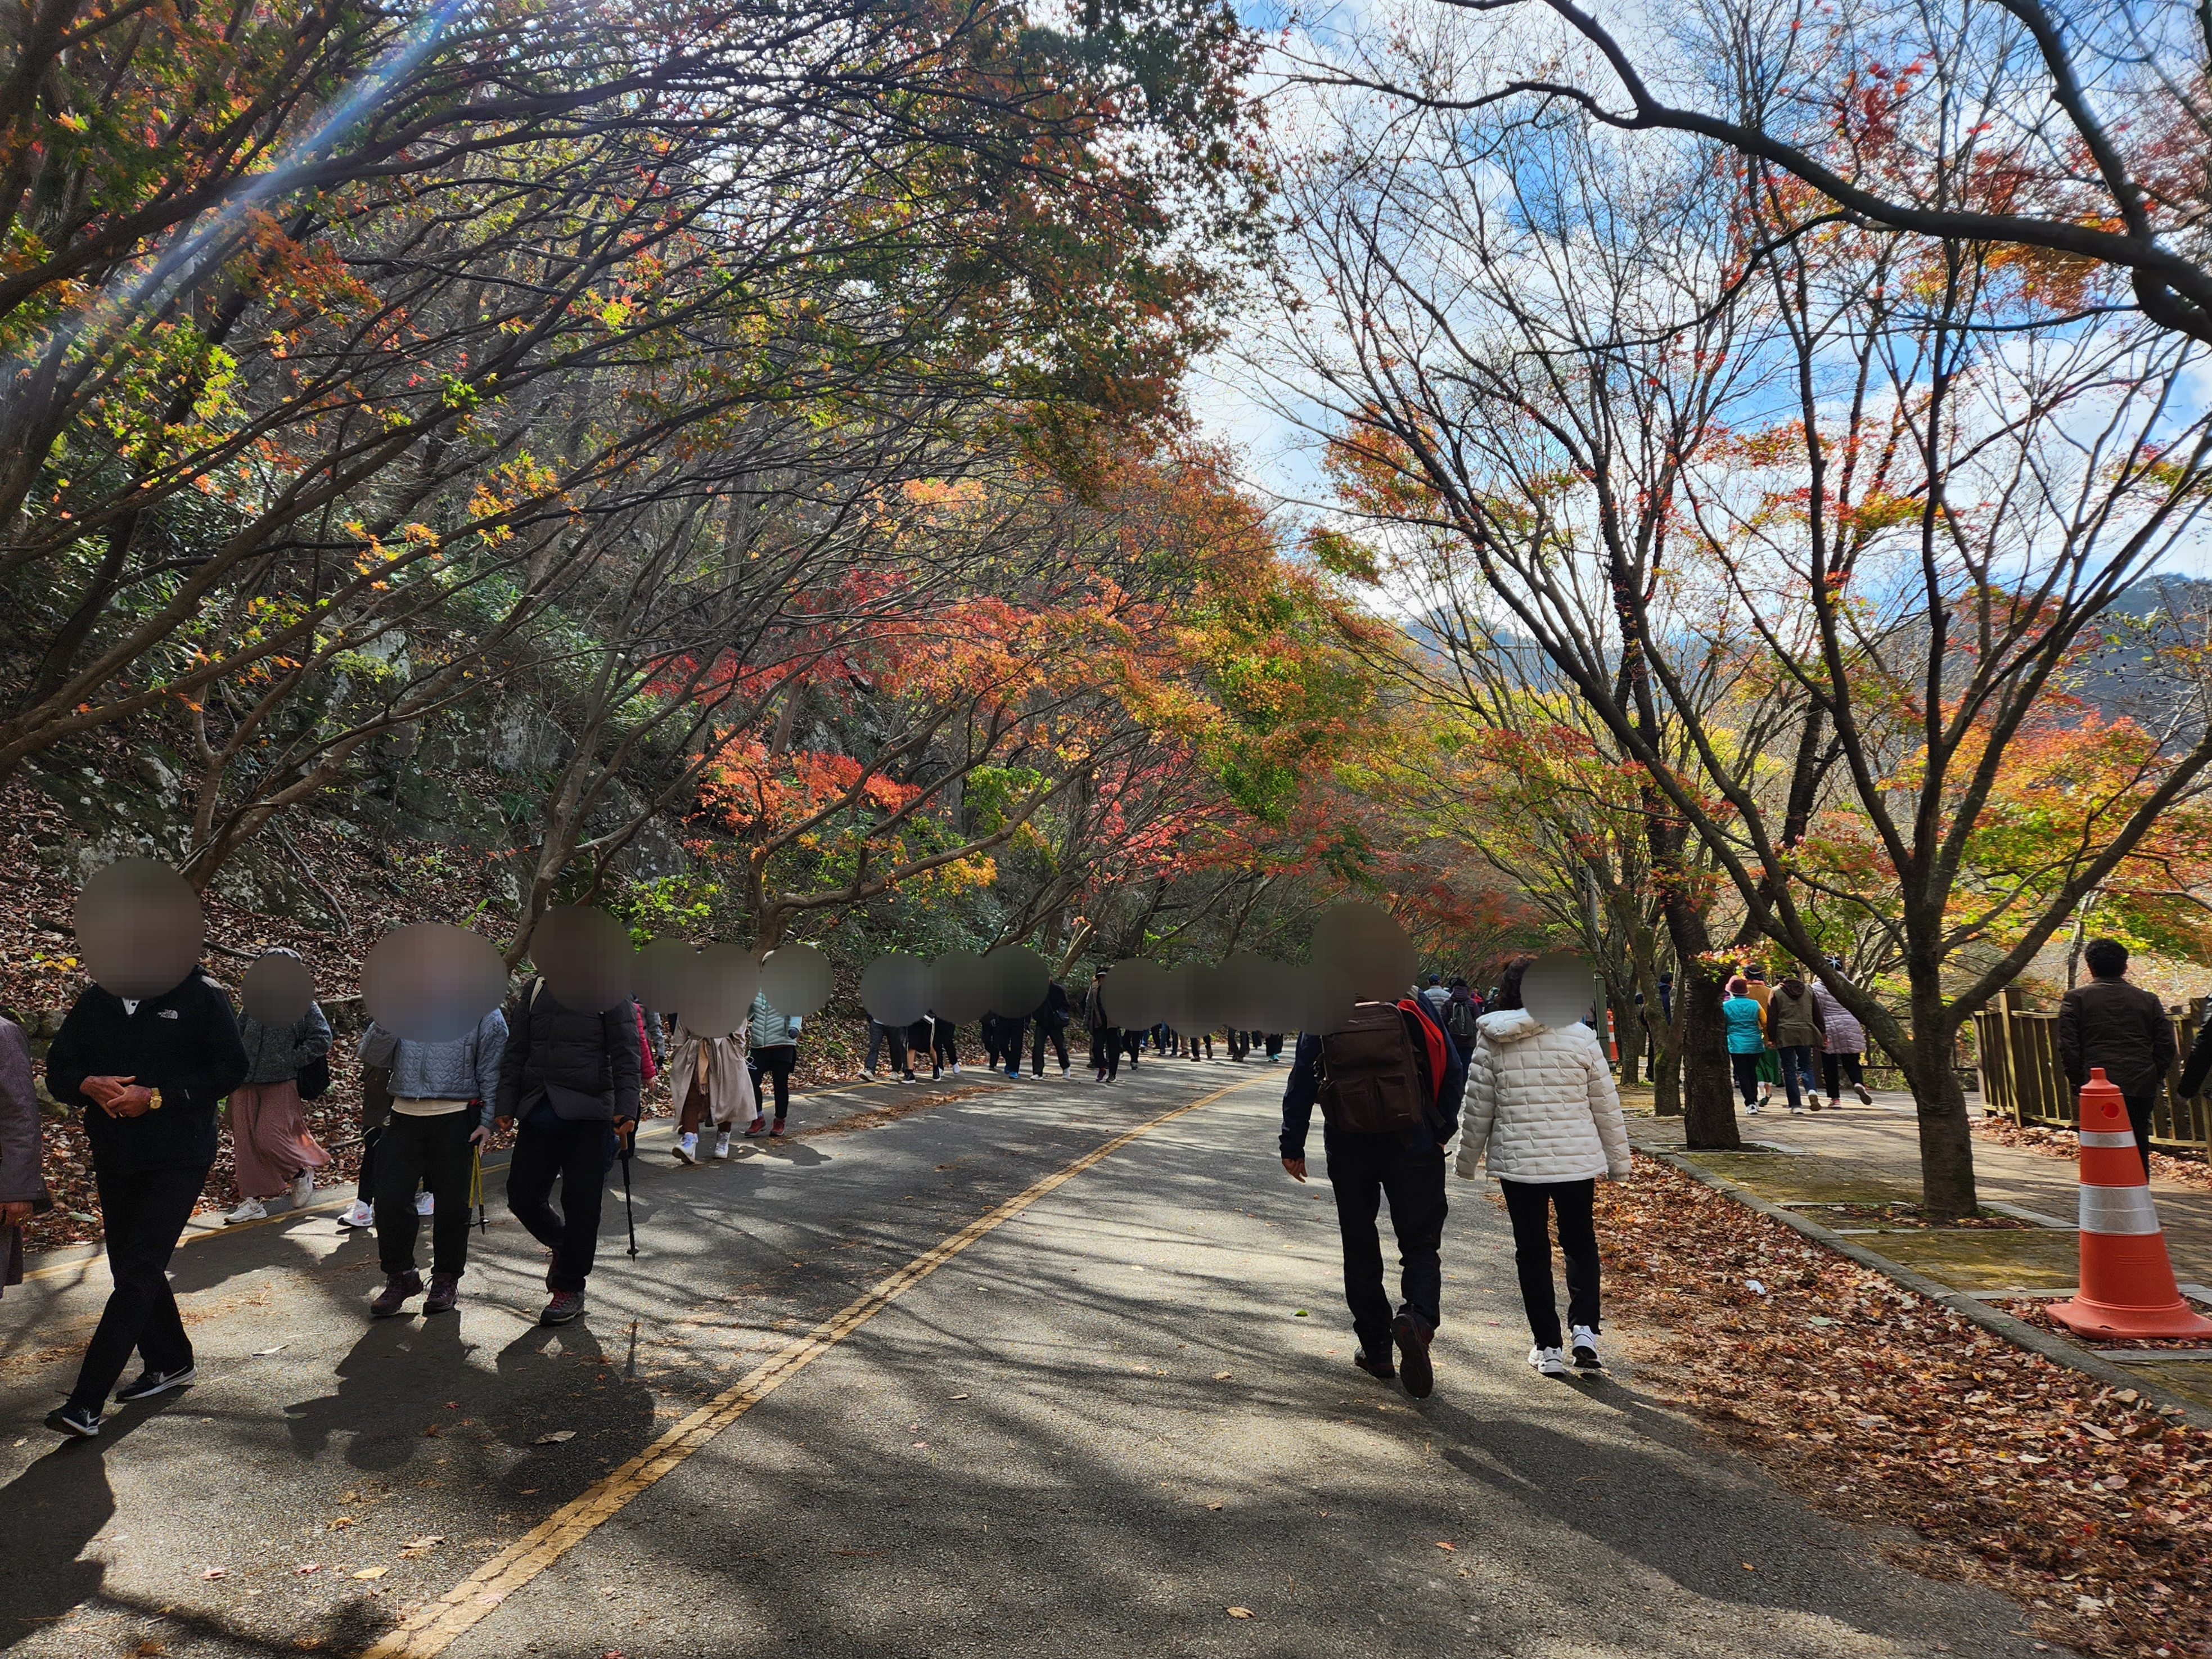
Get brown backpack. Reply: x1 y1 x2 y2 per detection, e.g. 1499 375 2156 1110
1317 1001 1429 1134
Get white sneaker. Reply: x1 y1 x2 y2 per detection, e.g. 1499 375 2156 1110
1854 1082 1873 1104
1570 1325 1603 1369
952 1062 962 1075
1746 1102 1761 1115
674 1133 699 1165
339 1199 375 1229
713 1130 732 1160
224 1197 268 1225
860 1069 877 1081
416 1191 434 1218
1528 1345 1572 1378
289 1169 315 1208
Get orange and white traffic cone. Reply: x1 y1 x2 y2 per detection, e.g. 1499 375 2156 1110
2049 1069 2212 1340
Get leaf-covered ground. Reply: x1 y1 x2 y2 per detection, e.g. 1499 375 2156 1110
1974 1113 2212 1194
1601 1157 2212 1659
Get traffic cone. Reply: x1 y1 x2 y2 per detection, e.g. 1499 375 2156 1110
2049 1069 2212 1340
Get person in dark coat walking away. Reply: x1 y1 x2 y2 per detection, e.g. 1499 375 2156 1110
1281 993 1465 1399
1030 981 1072 1076
2058 939 2177 1174
44 862 249 1437
359 1009 506 1317
497 971 640 1325
1441 977 1482 1065
1767 973 1825 1114
1087 968 1121 1082
0 1010 47 1303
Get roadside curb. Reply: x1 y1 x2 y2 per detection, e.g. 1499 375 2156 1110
1643 1146 2212 1429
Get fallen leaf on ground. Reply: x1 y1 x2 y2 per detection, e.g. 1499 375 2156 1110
1213 1371 1232 1380
949 1393 969 1401
1436 1541 1456 1551
352 1567 388 1581
296 1564 321 1575
253 1344 287 1356
536 1431 575 1444
1206 1502 1223 1511
201 1567 226 1580
1226 1607 1253 1619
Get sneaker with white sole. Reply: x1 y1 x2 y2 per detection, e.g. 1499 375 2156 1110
289 1169 315 1209
114 1365 196 1403
1854 1082 1873 1104
1570 1326 1603 1370
674 1133 699 1165
339 1198 375 1229
223 1197 268 1225
713 1131 732 1160
48 1403 100 1439
416 1191 434 1218
1528 1345 1573 1377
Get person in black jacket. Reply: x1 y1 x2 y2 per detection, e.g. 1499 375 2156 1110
1280 995 1465 1401
495 975 641 1326
1029 981 1072 1077
2178 1008 2212 1107
45 962 247 1436
2057 939 2178 1174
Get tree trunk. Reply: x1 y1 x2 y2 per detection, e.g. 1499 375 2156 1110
1904 998 1978 1219
1664 899 1740 1148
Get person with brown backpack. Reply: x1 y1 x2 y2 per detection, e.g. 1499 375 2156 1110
1280 992 1465 1399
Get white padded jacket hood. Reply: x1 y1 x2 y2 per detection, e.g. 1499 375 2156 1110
1455 1008 1631 1183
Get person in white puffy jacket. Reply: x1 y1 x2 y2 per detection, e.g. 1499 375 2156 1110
1456 957 1632 1378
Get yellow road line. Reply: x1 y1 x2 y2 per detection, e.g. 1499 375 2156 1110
362 1071 1270 1659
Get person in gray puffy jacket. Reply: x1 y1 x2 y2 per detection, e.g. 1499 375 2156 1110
1456 957 1630 1377
1809 970 1873 1107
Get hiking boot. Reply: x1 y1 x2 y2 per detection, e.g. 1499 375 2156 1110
223 1197 269 1225
540 1291 586 1326
1352 1349 1395 1382
371 1270 424 1318
769 1118 787 1137
1528 1344 1572 1378
424 1273 460 1315
745 1115 768 1138
674 1133 699 1165
1392 1311 1435 1399
114 1365 195 1403
713 1130 732 1160
1570 1325 1603 1371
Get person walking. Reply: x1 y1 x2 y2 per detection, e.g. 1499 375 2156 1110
1810 966 1873 1107
670 1013 755 1163
1766 972 1825 1115
862 1017 916 1083
1722 976 1768 1115
1742 966 1779 1108
1456 957 1632 1377
2058 939 2177 1175
497 975 641 1324
1420 973 1451 1018
1281 991 1463 1398
224 951 334 1223
747 988 801 1135
1086 967 1121 1082
44 960 248 1436
360 1007 506 1318
1441 977 1482 1066
1 1009 47 1303
1030 980 1072 1077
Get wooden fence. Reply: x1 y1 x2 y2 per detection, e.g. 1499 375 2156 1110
1972 988 2212 1156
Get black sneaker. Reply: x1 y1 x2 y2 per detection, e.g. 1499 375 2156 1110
48 1403 101 1439
113 1365 195 1403
1392 1311 1435 1399
1352 1349 1396 1382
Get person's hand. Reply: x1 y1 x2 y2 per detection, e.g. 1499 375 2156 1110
0 1201 31 1226
80 1074 132 1110
101 1083 156 1117
613 1116 636 1136
468 1126 492 1149
1282 1156 1307 1183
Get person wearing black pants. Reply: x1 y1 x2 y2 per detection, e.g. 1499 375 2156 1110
506 1113 615 1295
747 989 803 1135
1280 996 1465 1398
863 1020 912 1081
1030 983 1072 1076
1457 956 1631 1376
44 959 249 1436
361 1011 506 1317
2058 939 2176 1176
927 1016 958 1081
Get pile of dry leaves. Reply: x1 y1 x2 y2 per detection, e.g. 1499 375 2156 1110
1603 1158 2211 1659
1975 1113 2211 1194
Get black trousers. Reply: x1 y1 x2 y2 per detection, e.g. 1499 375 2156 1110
1821 1051 1863 1097
375 1110 477 1280
1729 1050 1762 1108
1089 1029 1120 1079
995 1020 1026 1075
864 1022 909 1075
355 1121 381 1201
507 1116 611 1293
2124 1090 2156 1176
1324 1130 1447 1360
1030 1020 1069 1074
1498 1176 1599 1349
751 1044 796 1117
69 1161 208 1411
1263 1033 1284 1060
1228 1029 1249 1061
930 1026 958 1074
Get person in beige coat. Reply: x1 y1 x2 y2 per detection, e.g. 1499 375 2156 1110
1456 959 1631 1377
670 1017 756 1164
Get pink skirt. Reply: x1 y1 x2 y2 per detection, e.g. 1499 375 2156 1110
227 1079 331 1198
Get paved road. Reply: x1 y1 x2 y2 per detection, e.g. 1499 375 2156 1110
0 1061 2064 1658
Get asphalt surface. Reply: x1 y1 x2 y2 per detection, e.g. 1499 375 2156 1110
0 1058 2069 1658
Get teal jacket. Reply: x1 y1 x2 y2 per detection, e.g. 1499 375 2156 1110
1722 996 1767 1055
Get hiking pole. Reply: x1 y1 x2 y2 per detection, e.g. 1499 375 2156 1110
471 1146 486 1236
620 1128 638 1258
